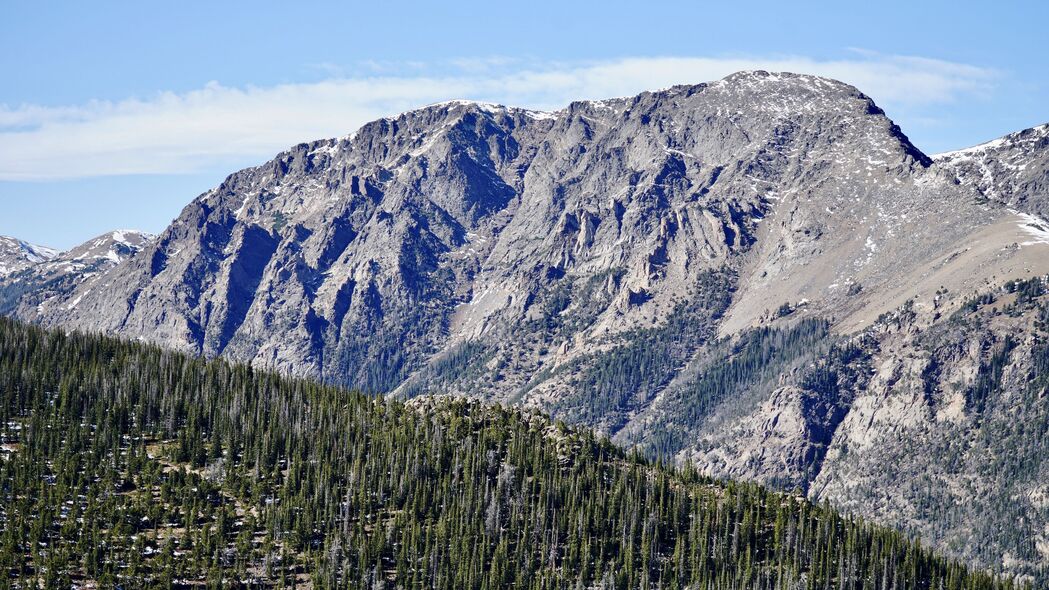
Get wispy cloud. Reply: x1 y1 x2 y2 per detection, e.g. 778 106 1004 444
0 53 996 180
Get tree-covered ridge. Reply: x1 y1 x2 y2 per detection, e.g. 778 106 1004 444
0 318 1026 589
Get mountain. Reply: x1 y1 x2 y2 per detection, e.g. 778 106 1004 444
936 123 1049 217
3 71 1048 582
14 72 1007 386
0 317 1024 589
0 230 154 318
0 236 57 278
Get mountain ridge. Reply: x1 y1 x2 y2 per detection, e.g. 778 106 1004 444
0 230 154 319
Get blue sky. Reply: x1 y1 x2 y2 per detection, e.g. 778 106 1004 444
2 0 1047 249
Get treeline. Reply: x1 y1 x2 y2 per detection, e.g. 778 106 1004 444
0 317 1028 589
562 270 736 425
638 318 834 458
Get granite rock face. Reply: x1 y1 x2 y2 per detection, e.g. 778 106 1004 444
16 72 972 387
4 71 1049 581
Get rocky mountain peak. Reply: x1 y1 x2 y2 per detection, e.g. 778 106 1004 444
60 230 155 265
10 71 984 373
0 230 154 319
0 236 58 278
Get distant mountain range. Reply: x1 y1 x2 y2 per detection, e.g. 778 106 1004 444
0 236 57 278
2 71 1046 582
0 230 153 318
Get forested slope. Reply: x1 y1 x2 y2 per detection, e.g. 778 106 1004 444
0 318 1027 589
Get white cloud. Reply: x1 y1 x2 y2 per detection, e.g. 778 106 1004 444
0 53 996 181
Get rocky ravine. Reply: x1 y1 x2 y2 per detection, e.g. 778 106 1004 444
3 71 1048 581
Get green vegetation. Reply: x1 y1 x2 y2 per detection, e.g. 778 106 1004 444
895 287 1049 584
0 317 1026 589
966 337 1016 416
1003 277 1046 305
638 319 834 458
560 270 735 426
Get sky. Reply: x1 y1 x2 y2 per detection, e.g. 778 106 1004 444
2 1 1047 249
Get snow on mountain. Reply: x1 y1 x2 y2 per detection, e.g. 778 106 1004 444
936 122 1049 215
0 230 154 317
0 236 58 277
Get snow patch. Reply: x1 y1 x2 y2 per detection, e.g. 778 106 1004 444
1014 211 1049 246
234 196 251 219
933 137 1008 159
420 99 556 122
66 294 84 310
664 148 695 160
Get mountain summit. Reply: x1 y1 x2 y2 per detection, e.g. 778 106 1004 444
0 230 154 318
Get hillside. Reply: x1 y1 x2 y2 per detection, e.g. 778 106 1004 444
0 317 1026 589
